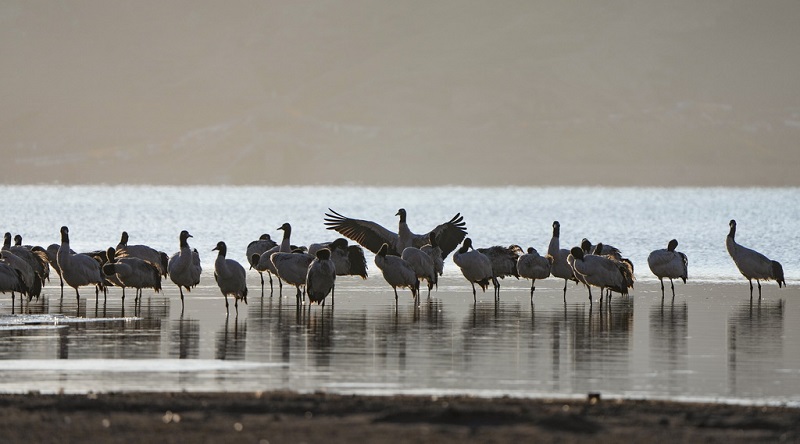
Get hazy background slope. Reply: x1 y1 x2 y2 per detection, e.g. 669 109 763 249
1 1 799 186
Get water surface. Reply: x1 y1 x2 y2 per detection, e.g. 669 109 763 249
0 185 797 403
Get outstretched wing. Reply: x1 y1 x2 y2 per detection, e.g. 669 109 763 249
324 209 400 255
419 213 468 259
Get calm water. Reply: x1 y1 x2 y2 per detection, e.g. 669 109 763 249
0 185 798 403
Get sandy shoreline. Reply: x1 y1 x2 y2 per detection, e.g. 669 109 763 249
0 391 797 443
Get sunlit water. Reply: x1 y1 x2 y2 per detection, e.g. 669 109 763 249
0 185 798 403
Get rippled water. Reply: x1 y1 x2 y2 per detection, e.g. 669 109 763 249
0 185 798 402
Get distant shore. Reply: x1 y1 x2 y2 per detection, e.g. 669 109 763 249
0 391 797 443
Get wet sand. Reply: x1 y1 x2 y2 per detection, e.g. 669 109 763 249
0 391 797 443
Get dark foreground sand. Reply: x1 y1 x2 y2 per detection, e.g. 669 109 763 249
0 391 797 443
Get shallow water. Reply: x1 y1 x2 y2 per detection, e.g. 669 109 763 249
0 277 798 404
0 185 798 402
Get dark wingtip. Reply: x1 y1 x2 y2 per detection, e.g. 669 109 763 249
323 209 347 229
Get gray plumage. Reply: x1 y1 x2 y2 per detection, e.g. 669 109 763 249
568 247 633 303
648 239 688 299
2 233 46 299
269 222 299 296
276 223 294 253
29 246 51 284
477 244 523 297
726 220 785 299
307 238 368 305
271 250 314 304
547 221 577 300
246 233 278 294
517 247 553 301
420 232 444 288
81 249 109 265
324 208 467 259
252 245 280 285
103 247 162 301
116 231 169 277
401 246 437 297
453 238 496 302
308 238 368 279
212 241 248 314
57 226 105 300
0 262 24 303
247 234 278 258
6 234 50 282
0 251 35 299
306 248 336 305
581 238 623 260
374 243 419 303
45 243 69 296
583 238 635 276
168 230 202 307
12 235 29 249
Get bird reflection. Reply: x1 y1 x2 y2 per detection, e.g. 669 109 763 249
57 326 69 359
527 302 570 392
568 297 634 392
727 298 784 396
462 300 528 366
215 316 247 360
592 295 634 334
650 299 688 394
135 296 170 320
170 318 200 359
305 308 335 368
16 295 50 315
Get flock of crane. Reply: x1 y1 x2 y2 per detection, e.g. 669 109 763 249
0 209 787 315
